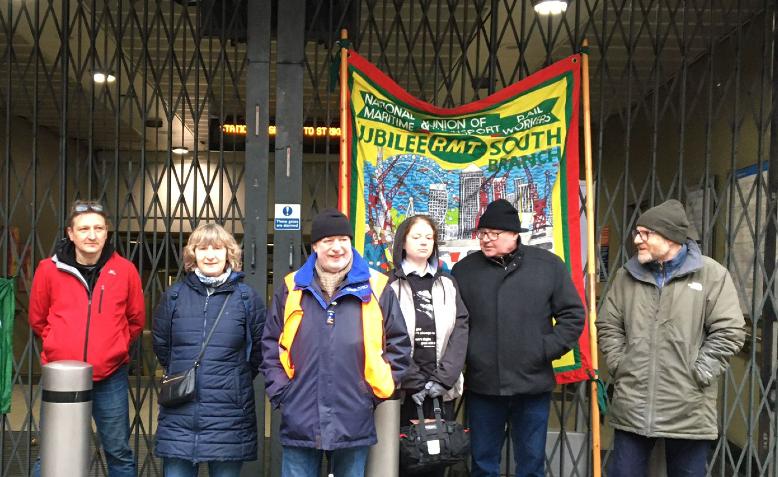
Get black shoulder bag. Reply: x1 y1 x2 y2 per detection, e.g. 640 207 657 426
399 397 470 474
158 294 231 407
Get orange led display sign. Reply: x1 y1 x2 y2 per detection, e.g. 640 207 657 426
221 123 341 138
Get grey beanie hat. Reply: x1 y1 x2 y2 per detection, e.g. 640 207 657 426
636 199 698 244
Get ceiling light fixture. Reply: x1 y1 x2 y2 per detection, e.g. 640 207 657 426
532 0 568 15
93 72 116 84
172 147 189 155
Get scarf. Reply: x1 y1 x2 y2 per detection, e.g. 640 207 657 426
195 267 232 288
315 257 352 300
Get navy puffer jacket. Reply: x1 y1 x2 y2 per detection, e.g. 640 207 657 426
152 271 266 462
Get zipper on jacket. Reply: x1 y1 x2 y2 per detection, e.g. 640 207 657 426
202 294 210 343
98 285 104 314
83 291 93 362
658 262 666 288
495 282 502 392
326 304 336 326
192 293 210 463
646 287 660 433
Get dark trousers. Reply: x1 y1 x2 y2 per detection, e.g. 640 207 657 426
466 391 551 477
608 429 711 477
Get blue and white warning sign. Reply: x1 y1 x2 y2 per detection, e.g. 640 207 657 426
274 203 301 231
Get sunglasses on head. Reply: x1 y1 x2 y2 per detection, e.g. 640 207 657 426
72 202 105 213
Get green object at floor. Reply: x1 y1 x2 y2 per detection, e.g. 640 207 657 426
0 278 14 414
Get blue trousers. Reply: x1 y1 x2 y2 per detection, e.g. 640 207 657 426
35 365 135 477
281 446 369 477
163 457 242 477
608 430 711 477
466 391 551 477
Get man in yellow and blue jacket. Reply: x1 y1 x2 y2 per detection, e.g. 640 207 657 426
261 208 411 477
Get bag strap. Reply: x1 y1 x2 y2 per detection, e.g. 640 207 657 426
193 294 231 367
431 397 447 442
414 396 447 443
416 400 427 427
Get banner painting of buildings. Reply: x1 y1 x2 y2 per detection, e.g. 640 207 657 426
343 51 591 384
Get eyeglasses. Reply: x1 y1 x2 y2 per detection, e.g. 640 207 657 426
72 202 105 214
631 229 655 242
476 230 508 241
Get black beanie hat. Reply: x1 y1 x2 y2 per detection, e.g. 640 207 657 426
636 199 698 244
311 208 353 243
477 199 526 233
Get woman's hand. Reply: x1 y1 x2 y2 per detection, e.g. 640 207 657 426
411 381 447 405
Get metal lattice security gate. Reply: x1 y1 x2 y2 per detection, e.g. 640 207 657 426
0 1 268 475
0 0 777 476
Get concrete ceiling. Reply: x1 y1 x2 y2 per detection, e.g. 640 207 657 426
0 0 767 153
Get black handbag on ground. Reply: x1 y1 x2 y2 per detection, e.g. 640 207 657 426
158 294 231 407
399 397 470 474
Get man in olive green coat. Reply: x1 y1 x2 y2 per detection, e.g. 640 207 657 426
598 199 745 477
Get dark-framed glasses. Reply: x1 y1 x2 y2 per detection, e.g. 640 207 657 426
631 228 655 242
476 230 508 241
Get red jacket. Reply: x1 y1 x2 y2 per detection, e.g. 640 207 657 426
29 253 145 381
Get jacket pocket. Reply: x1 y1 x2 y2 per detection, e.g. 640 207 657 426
233 368 242 406
358 380 376 409
279 377 296 408
613 337 647 381
41 326 57 360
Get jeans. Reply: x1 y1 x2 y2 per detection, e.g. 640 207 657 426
281 446 369 477
608 430 711 477
163 457 242 477
34 365 135 477
466 391 551 477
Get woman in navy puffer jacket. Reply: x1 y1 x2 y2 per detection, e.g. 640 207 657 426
152 223 266 477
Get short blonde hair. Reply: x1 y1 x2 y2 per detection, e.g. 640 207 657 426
183 223 242 272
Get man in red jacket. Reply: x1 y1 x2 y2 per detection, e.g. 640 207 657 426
29 200 145 477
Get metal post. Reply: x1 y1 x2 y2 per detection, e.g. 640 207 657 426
761 0 778 468
243 0 271 475
365 399 400 477
39 361 93 477
272 0 305 475
273 1 304 281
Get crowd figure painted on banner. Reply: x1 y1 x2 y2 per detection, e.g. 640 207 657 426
27 198 744 477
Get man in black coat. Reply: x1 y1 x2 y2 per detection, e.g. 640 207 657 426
451 199 585 477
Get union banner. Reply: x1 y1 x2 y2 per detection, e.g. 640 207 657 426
342 51 591 384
